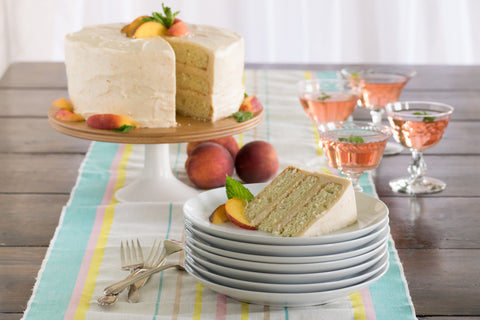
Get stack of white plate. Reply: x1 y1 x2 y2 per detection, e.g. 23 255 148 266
183 183 390 307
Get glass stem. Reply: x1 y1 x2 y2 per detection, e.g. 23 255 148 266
343 171 363 192
370 109 384 125
408 149 427 184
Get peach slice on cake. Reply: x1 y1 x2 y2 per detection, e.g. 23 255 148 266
86 114 139 130
133 21 167 38
167 19 189 37
122 15 149 37
224 197 257 230
52 98 73 112
55 108 85 122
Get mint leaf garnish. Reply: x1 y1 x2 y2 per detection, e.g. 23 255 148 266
225 176 254 201
317 91 331 102
233 111 253 122
143 4 179 28
113 125 136 133
414 111 435 123
338 135 364 143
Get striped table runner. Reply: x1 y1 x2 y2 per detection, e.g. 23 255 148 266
22 70 416 320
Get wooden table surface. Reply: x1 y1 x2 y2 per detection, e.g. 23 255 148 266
1 62 479 319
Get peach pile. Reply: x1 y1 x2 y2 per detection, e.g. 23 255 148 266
185 142 234 189
235 141 279 183
185 136 278 188
121 5 189 38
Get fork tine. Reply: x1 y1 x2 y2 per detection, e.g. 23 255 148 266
130 240 137 262
136 239 144 263
126 241 133 264
120 241 126 266
145 240 163 267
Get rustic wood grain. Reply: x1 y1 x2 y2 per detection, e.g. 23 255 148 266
398 249 480 316
0 88 68 117
375 155 480 197
0 194 68 246
0 118 90 153
0 248 47 313
386 196 480 249
0 153 84 193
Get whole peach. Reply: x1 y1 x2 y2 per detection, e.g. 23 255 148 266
235 141 279 183
186 136 239 159
185 142 234 189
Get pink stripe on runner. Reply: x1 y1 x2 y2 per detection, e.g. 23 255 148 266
360 288 376 320
215 293 227 320
64 144 126 319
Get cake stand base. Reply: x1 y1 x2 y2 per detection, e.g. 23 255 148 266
115 144 198 203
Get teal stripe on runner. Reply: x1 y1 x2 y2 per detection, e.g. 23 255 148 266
369 239 417 319
24 142 119 319
315 71 339 79
153 203 174 319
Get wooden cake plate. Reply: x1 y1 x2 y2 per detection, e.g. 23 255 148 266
48 107 265 203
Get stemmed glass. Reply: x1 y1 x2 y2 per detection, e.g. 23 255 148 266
297 79 360 126
386 101 454 194
341 66 416 155
317 121 391 192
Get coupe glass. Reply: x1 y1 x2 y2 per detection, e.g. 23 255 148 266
341 66 416 155
386 101 454 194
297 79 360 125
318 121 391 192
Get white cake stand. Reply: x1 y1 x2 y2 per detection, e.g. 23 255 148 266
48 107 264 203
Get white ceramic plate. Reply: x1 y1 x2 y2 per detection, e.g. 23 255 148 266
185 223 390 257
183 183 388 245
186 252 388 293
184 230 389 274
184 259 390 307
185 242 388 284
185 228 388 264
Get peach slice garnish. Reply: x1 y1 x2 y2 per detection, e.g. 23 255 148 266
52 98 73 112
133 21 167 38
55 108 85 122
209 204 230 224
224 197 257 230
86 114 139 130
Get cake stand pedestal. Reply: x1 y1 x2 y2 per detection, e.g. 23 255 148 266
48 107 264 203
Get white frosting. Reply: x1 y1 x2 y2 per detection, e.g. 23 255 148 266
299 179 357 237
64 22 245 128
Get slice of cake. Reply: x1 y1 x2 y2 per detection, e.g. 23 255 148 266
244 166 357 237
64 8 244 128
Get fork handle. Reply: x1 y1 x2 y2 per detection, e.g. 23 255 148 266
104 263 180 295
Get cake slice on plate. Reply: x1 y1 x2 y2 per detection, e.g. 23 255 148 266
245 166 357 237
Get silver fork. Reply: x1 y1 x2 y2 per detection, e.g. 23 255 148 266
96 239 144 306
127 239 185 302
121 239 144 303
97 239 184 305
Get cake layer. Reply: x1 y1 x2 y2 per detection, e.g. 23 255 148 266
245 167 357 237
65 23 176 128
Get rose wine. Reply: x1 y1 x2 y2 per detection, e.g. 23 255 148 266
361 73 408 109
299 92 358 124
388 109 451 151
320 129 389 173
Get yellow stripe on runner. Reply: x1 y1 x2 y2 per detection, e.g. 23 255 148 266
350 291 367 320
241 301 249 320
74 144 133 320
193 282 204 320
